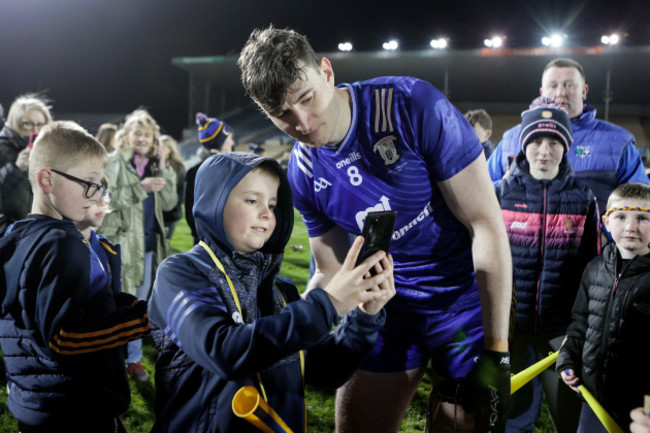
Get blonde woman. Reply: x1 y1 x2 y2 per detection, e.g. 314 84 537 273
99 108 177 381
0 93 53 231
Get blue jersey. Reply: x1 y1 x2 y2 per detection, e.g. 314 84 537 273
288 76 483 312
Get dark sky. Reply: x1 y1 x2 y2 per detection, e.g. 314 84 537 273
1 0 649 137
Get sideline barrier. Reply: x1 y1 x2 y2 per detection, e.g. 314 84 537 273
232 386 294 433
577 384 624 433
510 351 559 395
509 350 623 433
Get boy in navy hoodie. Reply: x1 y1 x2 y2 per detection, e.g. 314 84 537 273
149 152 395 432
0 121 150 433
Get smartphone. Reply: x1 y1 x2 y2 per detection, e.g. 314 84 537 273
355 210 397 273
28 133 38 149
507 155 515 166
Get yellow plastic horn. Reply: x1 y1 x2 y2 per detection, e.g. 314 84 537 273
232 386 294 433
577 384 624 433
510 351 559 395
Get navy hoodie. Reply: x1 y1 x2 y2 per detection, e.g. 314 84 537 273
0 216 149 426
149 153 386 433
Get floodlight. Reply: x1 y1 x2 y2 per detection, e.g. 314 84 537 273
484 36 503 48
542 33 563 47
382 40 399 51
601 34 620 45
429 38 448 49
338 42 353 52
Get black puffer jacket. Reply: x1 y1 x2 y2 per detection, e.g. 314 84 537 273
557 243 650 427
0 125 31 232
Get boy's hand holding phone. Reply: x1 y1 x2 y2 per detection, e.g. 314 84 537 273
359 253 396 315
323 236 394 317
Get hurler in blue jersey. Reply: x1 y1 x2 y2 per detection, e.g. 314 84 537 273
239 26 514 433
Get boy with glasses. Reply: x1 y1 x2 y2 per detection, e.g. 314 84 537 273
0 121 150 432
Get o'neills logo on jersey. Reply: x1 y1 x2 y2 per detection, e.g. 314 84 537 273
336 151 362 169
373 135 401 166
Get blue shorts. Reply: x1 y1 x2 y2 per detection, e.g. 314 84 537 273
360 302 484 377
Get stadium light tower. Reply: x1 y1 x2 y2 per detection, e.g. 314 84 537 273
338 42 353 52
382 40 399 51
429 38 448 49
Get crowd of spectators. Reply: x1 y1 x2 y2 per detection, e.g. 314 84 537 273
0 49 648 432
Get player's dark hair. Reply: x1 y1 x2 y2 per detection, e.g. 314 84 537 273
238 25 320 113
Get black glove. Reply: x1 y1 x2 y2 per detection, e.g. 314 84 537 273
114 292 139 308
468 349 511 433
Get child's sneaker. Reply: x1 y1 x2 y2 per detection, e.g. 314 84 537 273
127 362 150 382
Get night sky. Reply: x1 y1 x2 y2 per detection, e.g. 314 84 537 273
1 0 649 137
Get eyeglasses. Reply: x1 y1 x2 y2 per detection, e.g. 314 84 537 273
50 169 107 199
20 121 46 130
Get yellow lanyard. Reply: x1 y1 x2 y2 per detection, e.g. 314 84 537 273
199 241 305 407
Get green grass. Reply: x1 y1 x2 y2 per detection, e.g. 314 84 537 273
0 210 555 432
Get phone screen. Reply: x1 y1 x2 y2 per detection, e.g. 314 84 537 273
355 210 397 270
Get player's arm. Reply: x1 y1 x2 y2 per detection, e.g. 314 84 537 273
306 224 351 293
437 154 512 350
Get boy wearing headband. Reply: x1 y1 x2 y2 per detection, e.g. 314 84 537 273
559 182 650 432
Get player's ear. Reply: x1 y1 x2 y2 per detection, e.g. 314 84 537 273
319 57 335 85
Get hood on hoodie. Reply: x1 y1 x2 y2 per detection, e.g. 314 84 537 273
193 152 294 255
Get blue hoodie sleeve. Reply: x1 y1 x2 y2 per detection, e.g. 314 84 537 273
149 255 344 379
305 307 386 389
